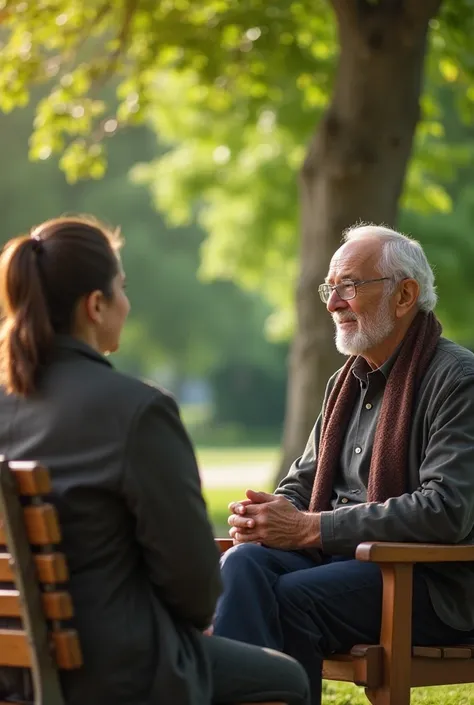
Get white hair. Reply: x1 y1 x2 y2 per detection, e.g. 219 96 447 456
342 224 437 313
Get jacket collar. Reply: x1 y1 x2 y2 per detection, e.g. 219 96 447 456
54 335 113 368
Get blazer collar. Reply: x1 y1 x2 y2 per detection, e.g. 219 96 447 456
54 335 113 368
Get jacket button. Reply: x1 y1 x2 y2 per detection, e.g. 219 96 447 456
341 497 349 504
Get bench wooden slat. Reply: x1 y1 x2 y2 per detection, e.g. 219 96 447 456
35 553 69 582
0 552 13 580
0 504 61 545
0 589 73 619
412 646 443 658
42 591 74 620
0 629 31 666
441 646 473 659
51 630 83 669
412 645 474 659
0 628 82 669
0 589 25 617
24 505 61 545
9 461 51 496
0 552 68 582
449 644 474 656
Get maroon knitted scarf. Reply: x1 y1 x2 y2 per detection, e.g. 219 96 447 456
309 311 442 513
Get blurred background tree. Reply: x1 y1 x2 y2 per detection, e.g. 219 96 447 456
0 95 286 445
2 0 474 480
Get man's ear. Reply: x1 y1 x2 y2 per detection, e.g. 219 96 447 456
395 278 419 319
83 290 105 324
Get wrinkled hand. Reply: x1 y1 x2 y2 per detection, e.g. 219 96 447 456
228 489 319 550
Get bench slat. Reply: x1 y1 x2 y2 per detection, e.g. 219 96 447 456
0 589 73 619
0 629 31 666
413 646 443 658
0 628 82 669
0 552 68 582
8 462 51 496
51 630 83 669
0 504 61 545
441 647 473 659
412 645 474 659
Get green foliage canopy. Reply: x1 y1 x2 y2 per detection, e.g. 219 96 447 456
0 95 283 389
2 0 474 340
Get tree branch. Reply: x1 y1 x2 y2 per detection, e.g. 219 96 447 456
98 0 139 87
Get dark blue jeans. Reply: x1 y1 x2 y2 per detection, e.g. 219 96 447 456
213 544 473 705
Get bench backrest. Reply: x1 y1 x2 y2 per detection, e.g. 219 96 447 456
0 458 82 704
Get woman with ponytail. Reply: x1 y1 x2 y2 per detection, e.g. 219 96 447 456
0 217 126 395
0 217 309 705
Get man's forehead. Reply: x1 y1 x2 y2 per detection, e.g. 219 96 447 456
327 240 381 280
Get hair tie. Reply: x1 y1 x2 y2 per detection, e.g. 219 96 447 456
30 234 44 254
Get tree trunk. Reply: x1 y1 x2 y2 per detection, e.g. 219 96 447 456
276 0 443 483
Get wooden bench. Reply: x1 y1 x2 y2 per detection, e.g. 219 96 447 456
0 458 82 705
217 538 474 704
0 458 284 705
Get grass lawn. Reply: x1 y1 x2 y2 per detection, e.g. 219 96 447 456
321 681 472 704
199 445 277 534
204 478 472 705
204 484 272 536
197 445 279 467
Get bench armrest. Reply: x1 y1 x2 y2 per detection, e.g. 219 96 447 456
216 538 234 553
218 538 474 563
356 542 474 563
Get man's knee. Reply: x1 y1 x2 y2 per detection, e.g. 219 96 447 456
220 542 270 574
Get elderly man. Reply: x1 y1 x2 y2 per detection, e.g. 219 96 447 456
213 225 474 705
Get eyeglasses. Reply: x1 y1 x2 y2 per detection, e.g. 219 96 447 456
318 277 391 304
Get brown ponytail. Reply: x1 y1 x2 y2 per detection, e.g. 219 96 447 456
0 236 54 395
0 216 122 397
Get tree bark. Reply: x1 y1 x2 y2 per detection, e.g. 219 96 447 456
276 0 443 483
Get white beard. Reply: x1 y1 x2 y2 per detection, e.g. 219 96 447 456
333 296 395 356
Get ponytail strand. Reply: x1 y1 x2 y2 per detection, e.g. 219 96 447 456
0 236 54 396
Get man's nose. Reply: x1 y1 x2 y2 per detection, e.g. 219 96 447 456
327 289 350 313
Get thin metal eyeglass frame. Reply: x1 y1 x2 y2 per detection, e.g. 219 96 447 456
318 277 392 304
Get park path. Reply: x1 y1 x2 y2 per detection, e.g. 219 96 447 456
199 461 274 488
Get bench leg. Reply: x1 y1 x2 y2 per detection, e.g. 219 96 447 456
364 564 412 705
365 683 410 705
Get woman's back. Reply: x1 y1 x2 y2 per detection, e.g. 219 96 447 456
0 218 220 705
0 335 220 704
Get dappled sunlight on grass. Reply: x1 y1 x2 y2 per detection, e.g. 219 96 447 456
322 681 473 704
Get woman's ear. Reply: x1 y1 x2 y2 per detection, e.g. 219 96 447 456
83 290 106 324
